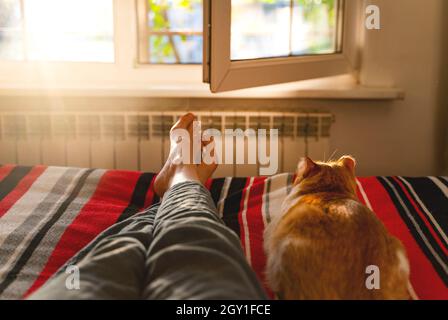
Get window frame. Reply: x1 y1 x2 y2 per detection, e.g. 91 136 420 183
203 0 362 93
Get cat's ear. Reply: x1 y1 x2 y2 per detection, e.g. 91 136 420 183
340 156 356 173
296 157 318 180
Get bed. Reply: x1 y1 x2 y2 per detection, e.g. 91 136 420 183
0 165 446 300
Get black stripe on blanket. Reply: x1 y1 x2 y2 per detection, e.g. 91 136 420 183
0 169 94 295
378 177 448 285
387 177 448 264
399 177 448 242
0 166 32 202
152 193 160 205
209 178 225 207
117 172 155 222
222 178 247 238
437 177 448 189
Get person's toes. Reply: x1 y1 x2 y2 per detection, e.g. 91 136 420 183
172 113 195 131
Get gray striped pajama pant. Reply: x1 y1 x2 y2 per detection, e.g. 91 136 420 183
29 181 267 300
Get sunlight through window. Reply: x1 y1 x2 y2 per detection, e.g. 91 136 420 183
0 0 114 62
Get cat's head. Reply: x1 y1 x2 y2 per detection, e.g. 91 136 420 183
293 156 357 196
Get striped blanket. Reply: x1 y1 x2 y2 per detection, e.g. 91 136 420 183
0 165 446 300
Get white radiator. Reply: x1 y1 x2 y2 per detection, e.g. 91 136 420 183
0 111 334 177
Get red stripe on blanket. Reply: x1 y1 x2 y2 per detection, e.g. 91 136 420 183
204 178 213 191
0 166 46 218
392 177 448 255
357 177 448 300
0 165 15 183
25 170 141 296
245 177 273 297
246 178 266 270
237 178 251 257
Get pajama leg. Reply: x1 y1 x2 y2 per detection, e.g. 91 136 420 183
143 181 267 300
29 205 158 300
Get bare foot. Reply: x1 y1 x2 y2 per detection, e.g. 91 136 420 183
154 113 218 198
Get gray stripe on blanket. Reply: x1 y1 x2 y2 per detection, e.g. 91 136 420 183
4 168 106 299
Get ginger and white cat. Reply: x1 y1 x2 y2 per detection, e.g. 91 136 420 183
264 156 411 300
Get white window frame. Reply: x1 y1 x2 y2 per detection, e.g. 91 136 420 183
203 0 363 93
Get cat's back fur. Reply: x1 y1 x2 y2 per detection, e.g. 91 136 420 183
264 156 410 300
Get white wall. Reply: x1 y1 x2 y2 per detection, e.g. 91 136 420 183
325 0 447 176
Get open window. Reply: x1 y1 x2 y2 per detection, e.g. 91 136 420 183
203 0 361 93
0 0 364 96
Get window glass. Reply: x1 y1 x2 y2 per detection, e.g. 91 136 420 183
146 0 203 64
231 0 339 61
0 0 114 62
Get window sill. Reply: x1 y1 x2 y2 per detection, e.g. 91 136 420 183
0 84 404 100
0 75 404 100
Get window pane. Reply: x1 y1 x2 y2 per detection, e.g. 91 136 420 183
0 0 21 28
231 0 339 61
291 0 338 55
149 34 202 64
149 35 176 63
0 30 23 59
231 0 291 61
145 0 202 64
24 0 114 62
148 0 202 32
